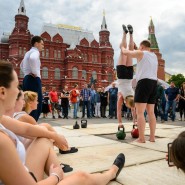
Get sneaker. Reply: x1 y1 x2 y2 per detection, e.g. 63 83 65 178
127 24 133 34
52 115 55 119
58 115 62 118
122 24 128 34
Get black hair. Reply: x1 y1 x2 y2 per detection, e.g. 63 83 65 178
0 60 14 88
31 36 44 46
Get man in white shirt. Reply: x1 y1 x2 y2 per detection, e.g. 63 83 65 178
20 36 44 121
121 40 158 143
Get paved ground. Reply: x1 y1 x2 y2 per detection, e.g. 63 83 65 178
38 111 185 185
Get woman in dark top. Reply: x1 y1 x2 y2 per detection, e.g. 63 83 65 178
61 85 70 119
42 87 50 118
179 82 185 121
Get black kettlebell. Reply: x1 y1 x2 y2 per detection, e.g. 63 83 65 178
73 121 80 129
116 126 126 140
81 120 87 128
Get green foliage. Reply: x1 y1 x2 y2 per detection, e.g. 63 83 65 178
168 74 185 88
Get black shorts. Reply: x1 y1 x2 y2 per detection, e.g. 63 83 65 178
116 65 133 79
134 79 157 104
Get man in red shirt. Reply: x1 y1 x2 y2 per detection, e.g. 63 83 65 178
49 87 62 119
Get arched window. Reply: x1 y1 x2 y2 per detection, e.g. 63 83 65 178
108 73 113 83
42 50 45 57
72 67 78 79
95 55 98 63
23 47 26 54
92 54 94 63
54 50 57 58
21 7 24 12
19 69 24 78
46 49 49 58
58 50 61 58
54 68 60 80
81 53 84 59
85 54 88 62
19 47 22 56
82 70 87 80
42 67 48 79
92 71 97 80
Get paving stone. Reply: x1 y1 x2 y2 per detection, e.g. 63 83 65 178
117 160 185 185
53 126 89 137
145 127 185 139
57 143 165 174
62 123 135 135
130 138 174 152
63 135 119 148
146 123 183 129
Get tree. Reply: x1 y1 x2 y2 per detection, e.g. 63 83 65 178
168 74 185 88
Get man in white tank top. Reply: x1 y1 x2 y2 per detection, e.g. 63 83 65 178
116 25 135 128
121 40 158 143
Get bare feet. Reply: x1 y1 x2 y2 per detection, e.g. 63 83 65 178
149 138 155 142
133 138 146 143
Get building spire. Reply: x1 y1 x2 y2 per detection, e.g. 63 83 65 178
101 9 107 30
148 17 159 49
18 0 26 15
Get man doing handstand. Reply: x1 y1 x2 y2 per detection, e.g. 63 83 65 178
117 24 136 129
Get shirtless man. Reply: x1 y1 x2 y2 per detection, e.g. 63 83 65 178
117 24 135 129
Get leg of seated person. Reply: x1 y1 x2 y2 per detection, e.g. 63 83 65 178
39 123 69 150
60 166 118 185
25 137 60 181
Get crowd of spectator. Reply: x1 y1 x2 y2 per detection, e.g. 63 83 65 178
42 80 185 122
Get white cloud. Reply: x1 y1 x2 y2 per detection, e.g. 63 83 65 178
0 0 185 77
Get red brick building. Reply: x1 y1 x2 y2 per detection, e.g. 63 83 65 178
0 0 114 90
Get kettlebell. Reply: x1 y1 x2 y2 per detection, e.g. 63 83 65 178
116 126 126 140
131 124 139 138
73 121 80 129
81 120 87 128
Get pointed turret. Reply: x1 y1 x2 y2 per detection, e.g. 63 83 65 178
101 10 107 30
99 10 111 47
148 17 165 80
18 0 26 15
148 17 159 49
9 0 31 57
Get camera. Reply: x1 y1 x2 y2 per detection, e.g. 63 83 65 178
167 143 174 167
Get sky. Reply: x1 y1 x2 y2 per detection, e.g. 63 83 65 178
0 0 185 76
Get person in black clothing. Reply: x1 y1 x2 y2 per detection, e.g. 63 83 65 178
108 82 118 119
164 82 179 121
41 87 50 118
60 85 70 119
100 87 108 118
154 84 165 121
178 82 185 121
